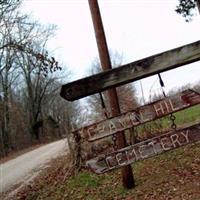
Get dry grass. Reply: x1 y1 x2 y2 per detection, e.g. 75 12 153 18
5 105 200 200
10 141 200 200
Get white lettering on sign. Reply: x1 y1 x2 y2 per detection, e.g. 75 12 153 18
88 127 198 173
116 152 127 166
105 156 116 170
87 127 95 138
118 114 130 128
127 148 138 161
153 99 175 116
138 145 148 159
160 137 171 150
86 123 200 174
170 134 182 147
76 90 200 141
153 101 166 116
109 121 117 133
148 140 157 154
181 131 189 144
97 123 105 135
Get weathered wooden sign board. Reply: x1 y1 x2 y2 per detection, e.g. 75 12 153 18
86 122 200 174
74 89 200 141
60 40 200 101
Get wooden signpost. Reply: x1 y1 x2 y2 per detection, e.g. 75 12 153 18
60 40 200 101
74 89 200 141
60 0 200 189
86 122 200 174
88 0 135 188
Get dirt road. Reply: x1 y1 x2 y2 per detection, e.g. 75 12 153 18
0 139 68 193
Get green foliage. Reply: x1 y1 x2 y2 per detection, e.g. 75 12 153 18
175 0 197 22
64 171 132 200
137 105 200 140
174 105 200 124
68 172 101 188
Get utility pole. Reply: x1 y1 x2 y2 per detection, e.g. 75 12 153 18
88 0 135 189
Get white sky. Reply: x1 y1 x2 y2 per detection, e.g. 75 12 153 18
22 0 200 101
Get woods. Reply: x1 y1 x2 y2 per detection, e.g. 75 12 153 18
0 1 78 157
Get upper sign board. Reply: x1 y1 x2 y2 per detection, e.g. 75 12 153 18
60 40 200 101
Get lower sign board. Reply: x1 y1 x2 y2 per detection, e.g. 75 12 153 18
75 89 200 141
86 122 200 174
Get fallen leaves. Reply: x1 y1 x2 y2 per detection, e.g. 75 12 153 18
7 141 200 200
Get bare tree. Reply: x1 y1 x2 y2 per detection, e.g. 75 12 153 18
15 21 60 140
0 4 70 157
87 52 138 120
0 13 22 154
45 77 83 168
0 0 20 19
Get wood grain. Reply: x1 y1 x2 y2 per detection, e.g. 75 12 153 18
74 89 200 142
60 40 200 101
86 122 200 174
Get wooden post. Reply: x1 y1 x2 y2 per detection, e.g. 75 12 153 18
88 0 135 189
197 0 200 14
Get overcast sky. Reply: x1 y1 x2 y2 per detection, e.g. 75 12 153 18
22 0 200 101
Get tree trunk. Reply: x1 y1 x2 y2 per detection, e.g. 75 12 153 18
129 127 138 145
2 64 11 154
197 0 200 14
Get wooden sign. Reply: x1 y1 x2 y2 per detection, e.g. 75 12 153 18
86 122 200 174
60 40 200 101
75 89 200 141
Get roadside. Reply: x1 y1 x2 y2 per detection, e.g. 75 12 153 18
0 137 67 165
7 153 73 200
0 139 68 197
0 143 44 165
6 141 200 200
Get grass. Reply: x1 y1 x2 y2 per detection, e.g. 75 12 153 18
12 105 200 200
15 142 200 200
135 105 200 139
174 104 200 124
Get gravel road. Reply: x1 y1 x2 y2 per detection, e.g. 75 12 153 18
0 139 68 193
